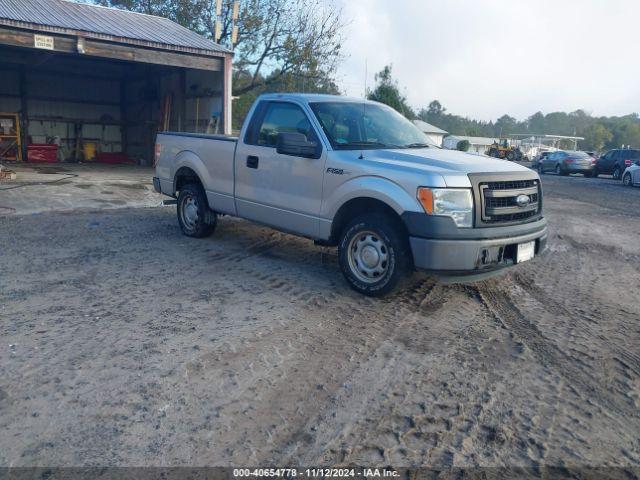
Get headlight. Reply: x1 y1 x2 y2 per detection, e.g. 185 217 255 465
417 187 474 228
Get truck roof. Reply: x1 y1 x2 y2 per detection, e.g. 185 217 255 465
256 93 380 104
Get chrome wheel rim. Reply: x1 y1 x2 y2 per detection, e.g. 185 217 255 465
623 174 631 186
347 230 390 284
613 168 620 179
181 195 199 230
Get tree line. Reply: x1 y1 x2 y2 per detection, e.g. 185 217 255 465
94 0 639 151
366 65 640 152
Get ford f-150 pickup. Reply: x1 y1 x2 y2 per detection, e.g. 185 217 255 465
153 93 547 296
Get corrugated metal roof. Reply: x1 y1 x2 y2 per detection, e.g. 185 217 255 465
413 119 448 135
0 0 231 55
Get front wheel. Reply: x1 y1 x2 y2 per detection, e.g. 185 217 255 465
612 165 622 180
623 173 633 187
538 163 545 174
177 183 216 238
338 213 411 297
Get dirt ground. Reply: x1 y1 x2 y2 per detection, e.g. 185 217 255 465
1 171 639 468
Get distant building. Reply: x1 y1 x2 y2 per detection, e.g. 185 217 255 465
442 135 499 155
412 120 448 147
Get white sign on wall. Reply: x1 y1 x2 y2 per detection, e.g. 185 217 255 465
34 34 54 50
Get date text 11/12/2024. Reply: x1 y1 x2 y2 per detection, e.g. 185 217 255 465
233 468 399 478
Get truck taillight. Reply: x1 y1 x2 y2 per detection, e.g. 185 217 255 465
624 159 632 166
154 143 162 166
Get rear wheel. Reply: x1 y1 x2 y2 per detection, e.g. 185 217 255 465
177 183 216 238
612 165 622 180
506 151 515 161
338 213 411 297
555 164 561 175
623 173 633 187
538 163 545 174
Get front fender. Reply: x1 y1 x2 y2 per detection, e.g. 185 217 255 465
322 175 423 220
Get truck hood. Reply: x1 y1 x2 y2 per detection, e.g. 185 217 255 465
368 147 529 174
361 147 534 188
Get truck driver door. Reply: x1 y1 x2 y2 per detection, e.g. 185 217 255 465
234 101 327 238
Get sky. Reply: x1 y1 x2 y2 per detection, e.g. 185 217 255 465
334 0 640 121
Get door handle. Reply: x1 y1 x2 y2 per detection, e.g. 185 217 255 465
246 155 259 169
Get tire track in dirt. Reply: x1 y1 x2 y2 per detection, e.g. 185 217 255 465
511 270 640 381
465 281 637 420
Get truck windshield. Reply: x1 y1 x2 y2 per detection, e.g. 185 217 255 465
309 101 432 150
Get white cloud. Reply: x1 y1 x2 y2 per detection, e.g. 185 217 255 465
335 0 640 120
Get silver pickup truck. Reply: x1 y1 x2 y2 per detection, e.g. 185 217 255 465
154 93 547 296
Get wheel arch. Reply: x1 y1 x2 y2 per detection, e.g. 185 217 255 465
328 197 412 250
172 151 209 195
323 177 420 242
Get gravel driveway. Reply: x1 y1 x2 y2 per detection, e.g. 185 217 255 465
1 173 639 468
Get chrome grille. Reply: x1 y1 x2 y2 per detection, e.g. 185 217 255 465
480 179 540 224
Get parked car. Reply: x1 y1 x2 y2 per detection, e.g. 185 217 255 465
622 159 640 187
595 148 640 179
538 150 596 176
532 151 551 169
154 93 547 296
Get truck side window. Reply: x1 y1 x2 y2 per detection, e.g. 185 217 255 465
254 102 317 148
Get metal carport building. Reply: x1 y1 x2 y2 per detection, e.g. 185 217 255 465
0 0 232 165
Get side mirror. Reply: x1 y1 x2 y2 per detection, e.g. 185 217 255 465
276 132 320 159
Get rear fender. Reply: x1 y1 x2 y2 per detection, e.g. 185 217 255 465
172 151 211 194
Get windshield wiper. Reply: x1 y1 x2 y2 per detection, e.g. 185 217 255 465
400 142 431 149
336 141 401 149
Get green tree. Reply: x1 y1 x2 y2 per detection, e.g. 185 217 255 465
367 65 416 119
456 139 470 152
97 0 345 97
582 123 613 152
495 114 517 135
427 100 445 117
232 69 340 129
611 119 640 148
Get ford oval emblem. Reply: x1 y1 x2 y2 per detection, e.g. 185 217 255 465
516 194 531 207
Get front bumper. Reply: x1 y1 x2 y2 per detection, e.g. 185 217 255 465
408 220 547 274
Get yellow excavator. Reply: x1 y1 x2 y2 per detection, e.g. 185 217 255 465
486 138 522 161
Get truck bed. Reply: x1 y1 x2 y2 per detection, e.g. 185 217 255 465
155 131 239 215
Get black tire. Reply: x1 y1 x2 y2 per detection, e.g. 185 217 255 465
338 213 411 297
592 170 599 178
506 151 515 161
489 149 499 158
623 173 633 187
538 163 545 174
555 164 561 175
177 183 216 238
584 172 593 178
612 165 622 180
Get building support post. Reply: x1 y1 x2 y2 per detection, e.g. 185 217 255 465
19 65 27 161
223 54 232 134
